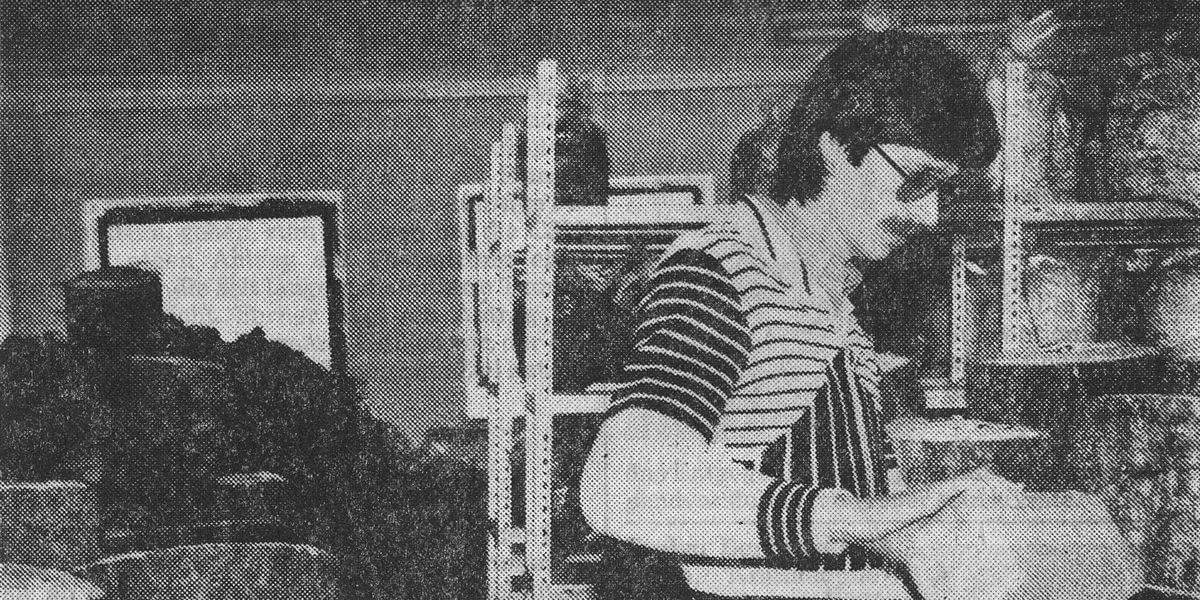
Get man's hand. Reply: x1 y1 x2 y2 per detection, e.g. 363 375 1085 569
824 467 1025 546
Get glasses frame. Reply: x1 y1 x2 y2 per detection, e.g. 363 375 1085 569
872 144 955 205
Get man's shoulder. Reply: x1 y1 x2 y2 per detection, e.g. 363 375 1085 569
660 207 775 272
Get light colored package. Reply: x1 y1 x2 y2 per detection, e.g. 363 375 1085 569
865 491 1143 600
0 563 104 600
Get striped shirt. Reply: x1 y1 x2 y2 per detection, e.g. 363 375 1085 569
603 195 900 592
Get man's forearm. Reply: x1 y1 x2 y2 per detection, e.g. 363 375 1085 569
578 408 999 561
579 408 850 559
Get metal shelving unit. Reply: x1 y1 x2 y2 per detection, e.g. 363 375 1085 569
462 48 1200 600
992 59 1200 358
460 60 731 600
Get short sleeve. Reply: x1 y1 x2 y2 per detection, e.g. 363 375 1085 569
602 249 751 441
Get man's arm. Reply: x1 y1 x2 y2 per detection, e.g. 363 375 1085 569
577 249 997 561
582 407 853 558
581 248 845 560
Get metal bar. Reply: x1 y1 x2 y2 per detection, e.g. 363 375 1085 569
950 235 968 385
552 204 733 227
458 184 483 405
3 64 818 113
468 392 611 420
525 59 558 600
483 142 503 387
498 124 522 418
1001 59 1027 355
486 136 515 600
1020 199 1200 224
783 22 1008 40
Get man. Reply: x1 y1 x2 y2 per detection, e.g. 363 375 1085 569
579 31 1016 599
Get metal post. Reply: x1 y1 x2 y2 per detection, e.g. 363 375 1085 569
950 235 968 385
484 125 527 600
1001 59 1027 355
525 59 558 600
497 123 525 599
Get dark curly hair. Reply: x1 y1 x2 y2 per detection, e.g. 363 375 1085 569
773 31 1000 205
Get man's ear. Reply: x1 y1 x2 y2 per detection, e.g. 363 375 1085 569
817 131 853 174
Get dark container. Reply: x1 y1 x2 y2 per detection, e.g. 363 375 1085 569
518 78 611 207
63 266 163 353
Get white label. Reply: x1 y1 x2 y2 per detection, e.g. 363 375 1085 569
923 387 966 410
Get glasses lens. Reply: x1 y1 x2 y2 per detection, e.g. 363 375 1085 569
897 169 947 204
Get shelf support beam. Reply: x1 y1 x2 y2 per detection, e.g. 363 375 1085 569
525 59 558 600
1001 59 1028 355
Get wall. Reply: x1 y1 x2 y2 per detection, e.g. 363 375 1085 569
1 24 1003 441
0 68 809 441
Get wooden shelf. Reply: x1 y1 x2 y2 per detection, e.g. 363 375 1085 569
1020 200 1200 225
466 386 607 419
551 204 731 229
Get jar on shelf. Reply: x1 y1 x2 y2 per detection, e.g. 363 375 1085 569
729 88 796 202
1096 50 1200 209
985 70 1083 200
517 75 611 207
1145 249 1200 355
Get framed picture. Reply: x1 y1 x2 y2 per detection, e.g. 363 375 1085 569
84 191 346 373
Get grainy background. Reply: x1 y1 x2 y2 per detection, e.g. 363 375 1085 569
2 2 1199 599
0 0 1031 441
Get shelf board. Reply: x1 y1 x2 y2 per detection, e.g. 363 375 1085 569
943 197 1200 227
973 341 1161 367
1020 200 1200 224
551 205 732 228
467 387 607 419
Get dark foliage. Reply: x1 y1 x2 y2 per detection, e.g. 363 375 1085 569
0 315 485 600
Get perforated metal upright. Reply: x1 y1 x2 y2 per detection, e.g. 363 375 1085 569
949 235 969 385
524 59 559 600
1000 58 1028 355
486 124 524 600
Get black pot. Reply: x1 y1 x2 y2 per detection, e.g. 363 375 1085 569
63 266 163 353
518 95 611 207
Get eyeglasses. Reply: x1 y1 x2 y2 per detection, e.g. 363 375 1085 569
872 144 956 205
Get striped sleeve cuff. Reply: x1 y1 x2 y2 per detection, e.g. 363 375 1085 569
757 482 851 561
880 437 899 471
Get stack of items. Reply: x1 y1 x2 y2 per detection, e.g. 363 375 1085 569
1068 394 1200 593
74 543 342 600
1095 51 1200 209
0 481 101 570
0 265 490 599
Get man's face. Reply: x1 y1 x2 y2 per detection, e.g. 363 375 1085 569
826 143 959 262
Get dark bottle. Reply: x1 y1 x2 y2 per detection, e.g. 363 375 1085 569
518 75 611 206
